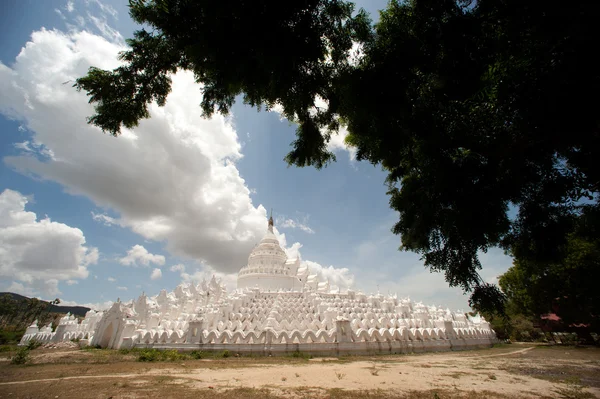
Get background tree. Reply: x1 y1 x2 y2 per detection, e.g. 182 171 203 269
75 0 600 311
500 207 600 331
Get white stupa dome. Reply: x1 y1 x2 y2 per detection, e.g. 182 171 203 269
237 214 304 291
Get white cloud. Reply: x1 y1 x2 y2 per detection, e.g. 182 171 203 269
91 212 118 226
6 281 36 297
150 268 162 280
276 216 315 234
0 28 268 274
87 13 124 45
66 1 75 13
55 9 66 20
119 245 165 267
326 126 356 161
169 263 185 273
272 227 354 289
0 189 98 296
303 260 355 288
66 280 78 285
180 266 238 292
340 216 515 311
85 0 118 19
107 277 116 282
60 298 113 311
117 286 127 291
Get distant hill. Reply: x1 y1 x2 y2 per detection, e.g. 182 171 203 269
0 292 91 318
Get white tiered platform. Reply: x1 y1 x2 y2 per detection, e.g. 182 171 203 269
20 216 497 354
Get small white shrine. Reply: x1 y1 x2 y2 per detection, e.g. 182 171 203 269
20 216 496 354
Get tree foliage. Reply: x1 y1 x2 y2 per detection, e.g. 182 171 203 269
499 207 600 330
0 294 61 332
75 0 600 308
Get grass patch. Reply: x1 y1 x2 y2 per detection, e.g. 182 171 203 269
0 344 19 352
554 377 595 399
289 350 312 360
137 349 187 362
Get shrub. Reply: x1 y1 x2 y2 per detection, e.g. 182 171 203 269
11 347 31 365
291 350 312 360
222 350 230 358
0 330 25 345
137 349 161 362
26 339 42 350
136 348 185 362
163 349 185 361
189 350 203 359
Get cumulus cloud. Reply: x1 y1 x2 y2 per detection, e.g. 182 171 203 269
276 216 315 234
91 212 118 226
6 282 36 297
0 27 268 274
0 189 98 296
303 260 355 289
119 245 165 267
272 228 354 289
180 266 238 291
169 264 185 273
60 298 114 311
150 268 162 280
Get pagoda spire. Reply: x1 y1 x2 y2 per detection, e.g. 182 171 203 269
268 208 274 232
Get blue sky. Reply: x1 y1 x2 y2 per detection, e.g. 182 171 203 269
0 0 513 310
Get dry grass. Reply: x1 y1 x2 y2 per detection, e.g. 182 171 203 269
498 346 600 388
1 344 598 398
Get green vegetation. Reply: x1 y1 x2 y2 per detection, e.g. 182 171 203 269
290 350 312 360
108 348 236 362
472 209 600 342
137 348 186 362
10 346 31 365
0 293 70 344
0 329 25 345
25 339 41 350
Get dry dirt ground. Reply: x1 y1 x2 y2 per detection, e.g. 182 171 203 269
0 344 599 398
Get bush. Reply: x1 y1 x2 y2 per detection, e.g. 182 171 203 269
11 347 30 365
137 349 161 362
189 350 203 359
510 316 543 342
136 348 185 362
163 349 185 361
0 330 25 345
0 345 19 352
25 339 42 350
222 350 230 358
290 350 312 360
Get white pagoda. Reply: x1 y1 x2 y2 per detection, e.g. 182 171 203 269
21 216 496 354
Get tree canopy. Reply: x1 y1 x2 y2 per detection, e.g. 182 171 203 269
499 207 600 330
75 0 600 311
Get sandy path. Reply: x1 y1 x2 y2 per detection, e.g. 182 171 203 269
0 347 590 398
